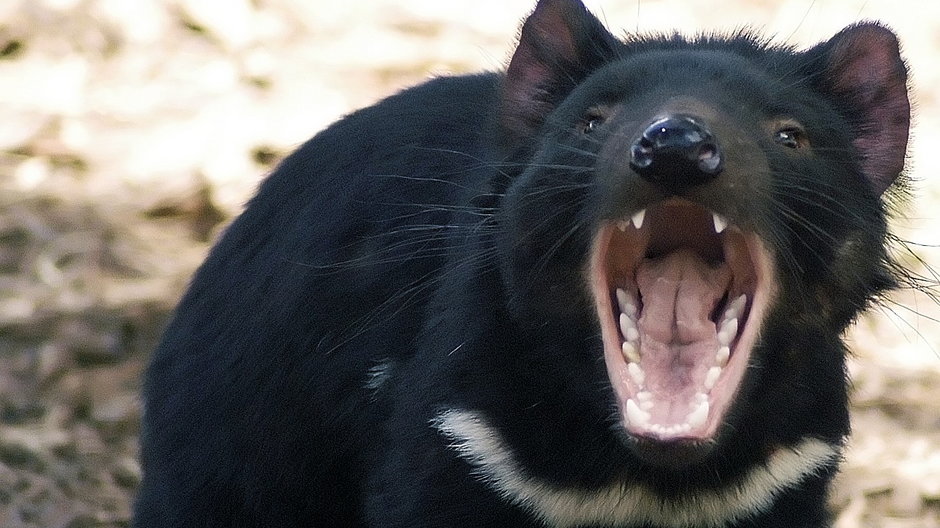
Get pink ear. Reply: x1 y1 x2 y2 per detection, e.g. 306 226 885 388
817 23 910 195
500 0 620 147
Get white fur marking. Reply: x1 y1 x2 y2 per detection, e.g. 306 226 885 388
433 409 841 528
364 360 393 392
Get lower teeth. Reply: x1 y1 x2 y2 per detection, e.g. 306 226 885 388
622 342 640 363
615 290 749 436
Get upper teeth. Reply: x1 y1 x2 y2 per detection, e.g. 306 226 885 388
631 209 646 229
617 209 729 234
619 209 648 231
712 213 728 233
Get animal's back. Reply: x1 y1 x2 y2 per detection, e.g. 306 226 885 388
134 73 500 527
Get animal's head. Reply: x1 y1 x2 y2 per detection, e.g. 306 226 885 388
496 0 910 466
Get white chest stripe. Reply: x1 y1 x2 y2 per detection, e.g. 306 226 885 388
433 409 841 528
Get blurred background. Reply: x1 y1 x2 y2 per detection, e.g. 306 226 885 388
0 0 937 526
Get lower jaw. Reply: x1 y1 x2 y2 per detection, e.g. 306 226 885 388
624 434 717 468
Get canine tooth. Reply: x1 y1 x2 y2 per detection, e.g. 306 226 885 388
628 363 645 385
716 346 730 367
695 392 708 403
687 401 709 429
631 209 646 229
621 342 640 363
704 366 722 390
626 399 650 426
712 213 728 234
616 288 637 316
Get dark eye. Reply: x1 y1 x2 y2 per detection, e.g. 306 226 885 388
774 127 808 149
582 116 604 134
580 107 609 134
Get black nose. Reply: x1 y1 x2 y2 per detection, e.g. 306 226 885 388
629 115 722 192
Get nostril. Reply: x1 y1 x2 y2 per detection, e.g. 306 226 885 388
630 139 655 171
697 143 722 174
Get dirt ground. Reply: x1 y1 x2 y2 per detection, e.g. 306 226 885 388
0 1 938 526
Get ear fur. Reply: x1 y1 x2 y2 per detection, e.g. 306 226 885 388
500 0 621 148
811 23 911 195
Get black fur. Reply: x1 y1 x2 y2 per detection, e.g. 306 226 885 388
134 1 911 527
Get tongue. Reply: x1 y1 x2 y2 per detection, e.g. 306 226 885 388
635 249 731 400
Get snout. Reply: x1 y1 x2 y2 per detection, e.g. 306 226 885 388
629 115 723 193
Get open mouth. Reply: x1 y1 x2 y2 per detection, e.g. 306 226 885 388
591 199 775 443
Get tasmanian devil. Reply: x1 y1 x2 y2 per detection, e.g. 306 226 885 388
133 0 912 526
